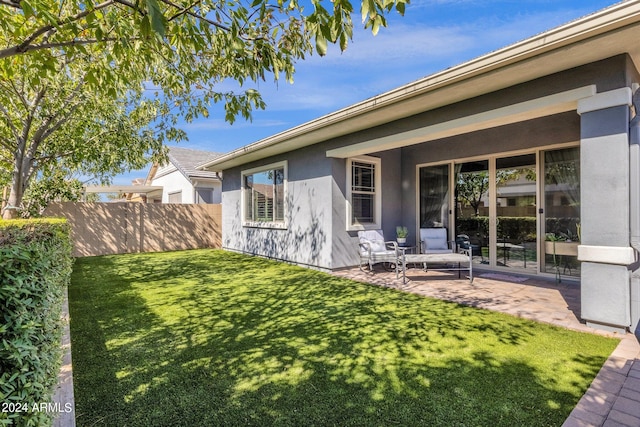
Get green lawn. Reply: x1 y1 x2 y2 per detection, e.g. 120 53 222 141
70 249 618 426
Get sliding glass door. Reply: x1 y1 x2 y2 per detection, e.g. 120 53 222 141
454 161 490 266
542 147 580 278
419 164 450 229
418 147 579 277
495 154 537 273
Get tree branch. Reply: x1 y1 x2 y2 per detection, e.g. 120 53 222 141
28 83 86 159
0 37 129 59
165 0 201 22
11 85 49 168
2 0 119 58
0 134 15 151
33 127 119 163
38 102 82 143
159 0 231 32
0 103 21 143
0 0 21 9
0 0 271 59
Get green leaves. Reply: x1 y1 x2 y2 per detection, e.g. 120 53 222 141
0 220 72 427
361 0 376 24
18 0 35 19
315 32 328 56
304 0 406 55
360 0 407 35
144 0 167 38
0 0 410 214
307 0 354 56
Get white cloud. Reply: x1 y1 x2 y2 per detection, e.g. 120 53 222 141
256 3 615 114
183 2 622 142
188 3 616 121
293 24 474 77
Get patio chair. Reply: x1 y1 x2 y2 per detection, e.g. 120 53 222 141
419 228 455 254
358 229 400 275
456 234 482 257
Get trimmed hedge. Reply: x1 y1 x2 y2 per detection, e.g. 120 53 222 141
497 217 537 242
456 217 490 242
546 217 581 240
457 216 581 244
457 216 537 243
0 219 73 427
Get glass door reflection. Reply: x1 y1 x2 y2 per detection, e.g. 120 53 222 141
543 147 580 278
455 160 490 266
495 154 537 273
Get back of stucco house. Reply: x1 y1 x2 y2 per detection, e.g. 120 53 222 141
201 1 640 334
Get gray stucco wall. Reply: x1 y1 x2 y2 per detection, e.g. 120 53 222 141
221 143 334 269
221 55 635 273
580 100 633 330
581 105 631 248
221 140 403 270
329 148 403 269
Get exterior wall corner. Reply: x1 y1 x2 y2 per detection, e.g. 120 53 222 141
579 88 634 331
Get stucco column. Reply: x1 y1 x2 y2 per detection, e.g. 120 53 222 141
578 87 635 333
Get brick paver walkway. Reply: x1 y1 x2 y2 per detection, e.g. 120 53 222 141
333 266 640 427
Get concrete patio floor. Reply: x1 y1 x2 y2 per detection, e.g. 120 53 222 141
333 265 640 427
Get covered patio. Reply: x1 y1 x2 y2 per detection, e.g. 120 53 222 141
332 266 640 426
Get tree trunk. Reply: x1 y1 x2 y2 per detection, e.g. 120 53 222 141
2 154 32 220
2 185 22 219
1 186 7 214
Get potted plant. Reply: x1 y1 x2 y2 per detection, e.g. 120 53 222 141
544 228 579 257
396 226 408 245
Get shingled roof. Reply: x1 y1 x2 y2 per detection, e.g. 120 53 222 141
156 147 222 181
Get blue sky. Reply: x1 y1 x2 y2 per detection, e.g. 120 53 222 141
113 0 620 185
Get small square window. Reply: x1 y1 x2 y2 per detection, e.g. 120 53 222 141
242 162 287 228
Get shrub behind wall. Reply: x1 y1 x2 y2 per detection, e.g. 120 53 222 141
0 219 73 427
456 216 538 243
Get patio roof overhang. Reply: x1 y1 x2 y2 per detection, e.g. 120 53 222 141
84 185 163 196
325 85 597 158
199 0 640 171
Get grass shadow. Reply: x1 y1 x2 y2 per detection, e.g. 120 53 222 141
70 250 618 426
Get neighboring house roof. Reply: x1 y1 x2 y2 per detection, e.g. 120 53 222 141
199 0 640 171
148 147 222 183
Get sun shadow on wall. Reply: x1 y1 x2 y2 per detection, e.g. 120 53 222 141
45 202 222 257
227 185 329 268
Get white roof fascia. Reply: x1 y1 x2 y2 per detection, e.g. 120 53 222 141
191 178 220 187
200 0 640 171
154 163 178 180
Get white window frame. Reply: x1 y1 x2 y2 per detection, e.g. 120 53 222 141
194 187 214 204
346 155 381 231
241 161 288 229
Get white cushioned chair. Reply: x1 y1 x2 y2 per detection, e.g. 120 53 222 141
420 228 454 254
358 229 400 274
